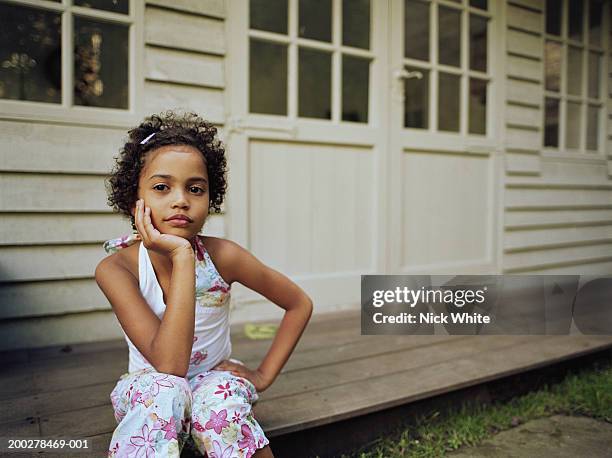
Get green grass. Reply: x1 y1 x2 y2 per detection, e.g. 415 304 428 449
340 357 612 458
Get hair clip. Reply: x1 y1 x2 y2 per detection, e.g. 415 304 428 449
140 132 156 145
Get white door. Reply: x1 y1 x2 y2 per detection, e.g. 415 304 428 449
225 0 502 319
387 0 503 276
225 0 391 318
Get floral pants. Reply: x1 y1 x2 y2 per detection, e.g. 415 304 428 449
108 361 269 458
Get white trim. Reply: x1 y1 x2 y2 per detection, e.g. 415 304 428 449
542 0 608 156
288 0 298 119
0 0 143 128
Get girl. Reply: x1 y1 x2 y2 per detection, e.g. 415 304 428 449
95 111 313 458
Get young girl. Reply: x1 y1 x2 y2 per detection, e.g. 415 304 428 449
95 111 313 458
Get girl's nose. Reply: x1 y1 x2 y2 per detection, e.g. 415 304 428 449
171 191 189 208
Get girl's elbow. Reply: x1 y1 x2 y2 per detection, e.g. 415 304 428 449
303 296 314 317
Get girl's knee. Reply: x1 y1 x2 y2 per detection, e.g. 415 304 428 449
129 370 191 406
192 371 257 404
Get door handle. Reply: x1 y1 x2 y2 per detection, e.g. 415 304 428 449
393 68 424 80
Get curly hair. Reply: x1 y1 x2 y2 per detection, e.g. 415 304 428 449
106 111 227 228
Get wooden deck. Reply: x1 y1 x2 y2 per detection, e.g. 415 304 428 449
2 309 612 457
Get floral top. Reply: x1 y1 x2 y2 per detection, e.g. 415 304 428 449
103 234 233 378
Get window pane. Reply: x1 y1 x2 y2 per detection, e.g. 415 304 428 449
404 0 429 61
299 48 331 119
470 15 487 72
586 105 599 150
299 0 331 42
568 0 583 41
0 4 61 103
546 0 561 35
470 0 487 10
544 98 559 147
343 0 370 49
545 41 561 92
74 0 129 14
589 0 603 46
404 67 429 128
588 52 601 99
438 73 460 132
250 40 287 115
566 46 582 96
565 102 581 149
250 0 288 34
469 78 486 135
342 55 369 122
74 17 128 109
438 7 461 67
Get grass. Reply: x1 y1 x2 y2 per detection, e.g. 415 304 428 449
340 357 612 458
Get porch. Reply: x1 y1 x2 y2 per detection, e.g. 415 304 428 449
2 309 612 457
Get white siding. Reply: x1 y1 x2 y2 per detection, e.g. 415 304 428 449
0 1 228 351
502 0 612 274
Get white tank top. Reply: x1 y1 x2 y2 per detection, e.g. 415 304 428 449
105 234 232 379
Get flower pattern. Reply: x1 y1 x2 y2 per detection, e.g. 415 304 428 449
214 381 232 400
104 235 267 457
108 366 269 457
205 409 230 434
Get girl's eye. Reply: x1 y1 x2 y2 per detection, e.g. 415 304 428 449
190 186 207 194
153 184 168 191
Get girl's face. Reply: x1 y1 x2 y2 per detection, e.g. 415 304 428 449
135 144 209 241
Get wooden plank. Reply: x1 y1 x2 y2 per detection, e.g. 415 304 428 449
254 335 612 436
505 224 612 250
0 244 104 282
504 243 612 271
0 311 363 395
505 151 541 175
143 81 225 125
506 79 542 106
260 336 533 402
0 310 123 353
0 417 40 436
145 7 225 55
505 208 612 228
0 336 470 424
506 54 543 82
0 278 109 320
507 29 542 59
506 187 612 207
0 173 108 212
0 214 130 247
506 104 542 128
0 212 225 246
513 260 612 275
0 309 357 374
505 128 542 150
146 0 225 18
507 4 542 34
19 337 530 437
1 380 115 424
40 404 116 437
145 46 225 88
0 121 123 174
506 160 612 185
87 433 113 457
509 0 543 10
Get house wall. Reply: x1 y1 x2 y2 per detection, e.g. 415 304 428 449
0 0 229 351
502 0 612 274
1 0 611 352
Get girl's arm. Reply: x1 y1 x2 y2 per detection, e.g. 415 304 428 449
213 240 313 391
95 200 196 377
